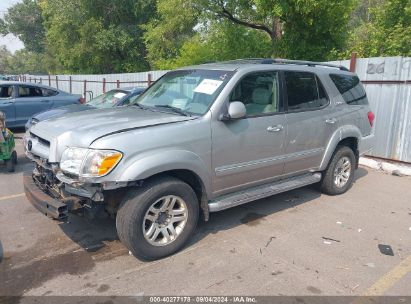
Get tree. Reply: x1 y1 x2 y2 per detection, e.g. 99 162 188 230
144 0 273 69
0 19 7 35
0 46 59 75
195 0 356 60
143 0 199 68
346 0 411 57
0 0 46 53
5 50 46 74
0 46 12 74
349 0 385 28
40 0 156 73
145 0 356 67
153 21 272 69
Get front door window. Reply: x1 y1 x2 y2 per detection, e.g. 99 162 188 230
229 71 280 116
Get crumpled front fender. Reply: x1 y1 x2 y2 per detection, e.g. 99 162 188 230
117 149 212 196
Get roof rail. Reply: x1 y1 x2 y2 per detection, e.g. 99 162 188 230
260 58 349 71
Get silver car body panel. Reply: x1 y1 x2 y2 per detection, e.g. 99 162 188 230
25 62 374 201
28 107 195 162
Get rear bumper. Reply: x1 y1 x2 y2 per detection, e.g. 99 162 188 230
23 171 68 220
359 134 375 156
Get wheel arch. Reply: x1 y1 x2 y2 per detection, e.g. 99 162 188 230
142 169 210 221
117 150 212 221
320 126 361 171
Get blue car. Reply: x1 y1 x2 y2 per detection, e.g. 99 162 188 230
0 81 83 128
25 87 145 130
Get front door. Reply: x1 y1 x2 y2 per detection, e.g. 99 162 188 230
211 71 286 196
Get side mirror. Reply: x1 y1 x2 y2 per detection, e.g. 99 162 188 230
224 101 246 120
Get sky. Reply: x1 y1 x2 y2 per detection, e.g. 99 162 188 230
0 0 24 53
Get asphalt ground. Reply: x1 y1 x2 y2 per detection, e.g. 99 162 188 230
0 132 410 297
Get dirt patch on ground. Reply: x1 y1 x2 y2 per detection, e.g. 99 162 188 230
0 234 128 296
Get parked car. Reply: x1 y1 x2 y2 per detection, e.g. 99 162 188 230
0 82 83 128
25 87 146 130
7 75 20 81
24 59 375 260
0 75 19 81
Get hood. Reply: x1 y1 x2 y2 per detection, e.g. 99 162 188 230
33 104 95 122
30 106 195 162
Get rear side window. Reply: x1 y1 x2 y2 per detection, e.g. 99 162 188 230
18 86 43 97
0 85 13 98
330 74 368 105
284 71 328 111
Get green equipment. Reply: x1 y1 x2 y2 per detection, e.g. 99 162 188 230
0 129 17 172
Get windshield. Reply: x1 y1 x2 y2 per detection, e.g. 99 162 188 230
134 69 234 115
87 89 129 108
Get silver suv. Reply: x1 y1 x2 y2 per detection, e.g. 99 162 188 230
24 59 375 260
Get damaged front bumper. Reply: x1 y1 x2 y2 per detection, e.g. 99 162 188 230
23 171 69 220
23 156 107 220
24 147 130 219
23 169 112 220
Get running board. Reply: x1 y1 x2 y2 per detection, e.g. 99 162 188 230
208 173 321 212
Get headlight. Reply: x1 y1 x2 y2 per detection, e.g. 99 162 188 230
60 147 88 176
81 149 123 177
60 147 122 177
31 118 39 126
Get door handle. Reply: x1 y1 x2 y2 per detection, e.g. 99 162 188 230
267 125 283 132
325 118 337 124
40 100 51 103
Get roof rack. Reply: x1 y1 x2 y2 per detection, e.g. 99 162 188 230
259 58 349 71
215 58 349 71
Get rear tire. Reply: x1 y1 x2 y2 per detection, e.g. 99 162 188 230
116 176 199 261
320 146 356 195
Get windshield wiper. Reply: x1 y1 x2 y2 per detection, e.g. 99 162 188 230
154 105 191 116
130 103 149 110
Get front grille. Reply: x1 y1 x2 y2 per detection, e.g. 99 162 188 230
30 132 50 147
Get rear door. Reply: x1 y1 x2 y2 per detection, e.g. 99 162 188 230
0 84 16 127
283 71 336 175
14 85 55 126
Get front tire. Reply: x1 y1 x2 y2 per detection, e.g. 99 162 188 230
320 146 356 195
116 177 199 260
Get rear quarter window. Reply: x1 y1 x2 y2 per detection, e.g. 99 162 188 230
330 74 368 105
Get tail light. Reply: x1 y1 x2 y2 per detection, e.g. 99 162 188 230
79 96 86 104
367 111 375 127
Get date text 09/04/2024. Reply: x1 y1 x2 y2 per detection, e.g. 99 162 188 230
149 296 257 303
